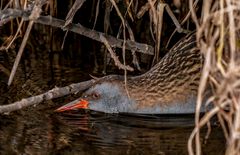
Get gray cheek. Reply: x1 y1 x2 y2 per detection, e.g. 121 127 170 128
88 99 119 113
89 102 106 112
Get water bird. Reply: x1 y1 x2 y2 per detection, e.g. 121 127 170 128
56 32 206 114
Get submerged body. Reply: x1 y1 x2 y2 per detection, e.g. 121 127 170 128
56 33 205 114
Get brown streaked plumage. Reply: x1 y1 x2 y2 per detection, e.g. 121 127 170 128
128 32 201 108
56 32 205 114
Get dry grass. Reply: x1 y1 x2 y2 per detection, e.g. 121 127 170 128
188 0 240 155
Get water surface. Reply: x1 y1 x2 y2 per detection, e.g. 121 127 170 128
0 108 225 155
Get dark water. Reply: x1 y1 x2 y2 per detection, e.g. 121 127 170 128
0 49 225 155
0 108 225 155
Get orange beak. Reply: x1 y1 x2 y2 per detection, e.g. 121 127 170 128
55 99 89 112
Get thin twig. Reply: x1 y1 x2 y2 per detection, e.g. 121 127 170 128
99 34 134 71
6 19 24 50
152 2 165 65
63 0 86 28
8 1 43 85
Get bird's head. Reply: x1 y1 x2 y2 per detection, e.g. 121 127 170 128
56 80 134 113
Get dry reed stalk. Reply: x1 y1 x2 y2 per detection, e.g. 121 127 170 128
188 0 240 154
7 0 45 86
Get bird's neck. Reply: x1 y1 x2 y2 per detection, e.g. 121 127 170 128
126 34 202 108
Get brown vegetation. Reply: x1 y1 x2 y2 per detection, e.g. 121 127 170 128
188 0 240 155
0 0 240 154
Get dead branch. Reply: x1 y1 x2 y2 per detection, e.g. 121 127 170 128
0 8 154 55
0 79 95 114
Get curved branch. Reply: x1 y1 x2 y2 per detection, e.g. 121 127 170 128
0 9 154 55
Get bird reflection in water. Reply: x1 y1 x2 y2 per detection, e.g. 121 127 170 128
56 110 225 155
0 109 225 154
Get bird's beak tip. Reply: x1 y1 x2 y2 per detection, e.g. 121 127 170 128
55 99 89 112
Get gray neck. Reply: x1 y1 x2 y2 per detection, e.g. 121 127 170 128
116 94 196 114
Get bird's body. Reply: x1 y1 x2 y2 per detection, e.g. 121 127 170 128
56 32 206 114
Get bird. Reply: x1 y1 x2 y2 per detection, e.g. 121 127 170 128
56 32 205 114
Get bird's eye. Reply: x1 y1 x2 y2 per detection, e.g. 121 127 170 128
92 93 100 99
